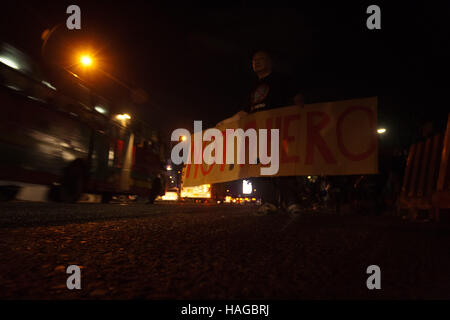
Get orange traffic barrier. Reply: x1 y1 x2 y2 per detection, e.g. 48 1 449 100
432 113 450 221
398 113 449 221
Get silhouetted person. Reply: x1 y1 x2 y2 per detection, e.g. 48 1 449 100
147 174 163 204
219 50 304 215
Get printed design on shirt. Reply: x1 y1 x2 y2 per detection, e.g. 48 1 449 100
252 103 266 111
252 83 270 105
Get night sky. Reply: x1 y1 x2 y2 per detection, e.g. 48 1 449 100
2 1 449 146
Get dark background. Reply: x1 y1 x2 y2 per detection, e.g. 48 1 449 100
1 0 449 148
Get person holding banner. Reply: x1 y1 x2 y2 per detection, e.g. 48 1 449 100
220 50 305 215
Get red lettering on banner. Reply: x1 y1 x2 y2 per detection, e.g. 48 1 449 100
220 129 227 171
201 163 214 176
244 121 257 130
185 163 200 179
240 121 257 167
305 111 337 165
282 114 300 163
185 164 189 178
265 116 282 155
201 139 215 176
192 164 200 179
336 106 376 161
185 163 190 177
185 139 196 178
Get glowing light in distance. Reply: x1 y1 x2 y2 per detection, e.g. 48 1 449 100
80 55 93 66
42 80 57 91
243 180 252 195
94 106 107 114
180 184 211 198
0 56 20 70
161 192 178 201
116 114 131 121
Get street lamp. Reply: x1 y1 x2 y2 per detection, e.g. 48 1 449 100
115 113 132 127
80 55 93 67
116 113 131 121
377 128 387 134
41 25 148 108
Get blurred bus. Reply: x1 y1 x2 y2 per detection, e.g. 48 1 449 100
0 42 165 202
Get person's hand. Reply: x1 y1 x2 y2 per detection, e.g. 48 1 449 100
216 110 248 128
235 110 248 119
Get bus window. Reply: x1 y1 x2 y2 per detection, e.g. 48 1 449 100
108 147 115 167
0 65 30 92
115 139 124 168
76 83 92 110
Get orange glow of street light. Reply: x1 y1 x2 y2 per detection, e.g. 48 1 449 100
116 113 131 121
80 55 93 67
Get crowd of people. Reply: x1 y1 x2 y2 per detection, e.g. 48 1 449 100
293 173 401 215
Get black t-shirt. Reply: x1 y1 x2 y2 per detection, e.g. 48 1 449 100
245 72 299 113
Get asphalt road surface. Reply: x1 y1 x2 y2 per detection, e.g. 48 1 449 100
0 202 449 299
